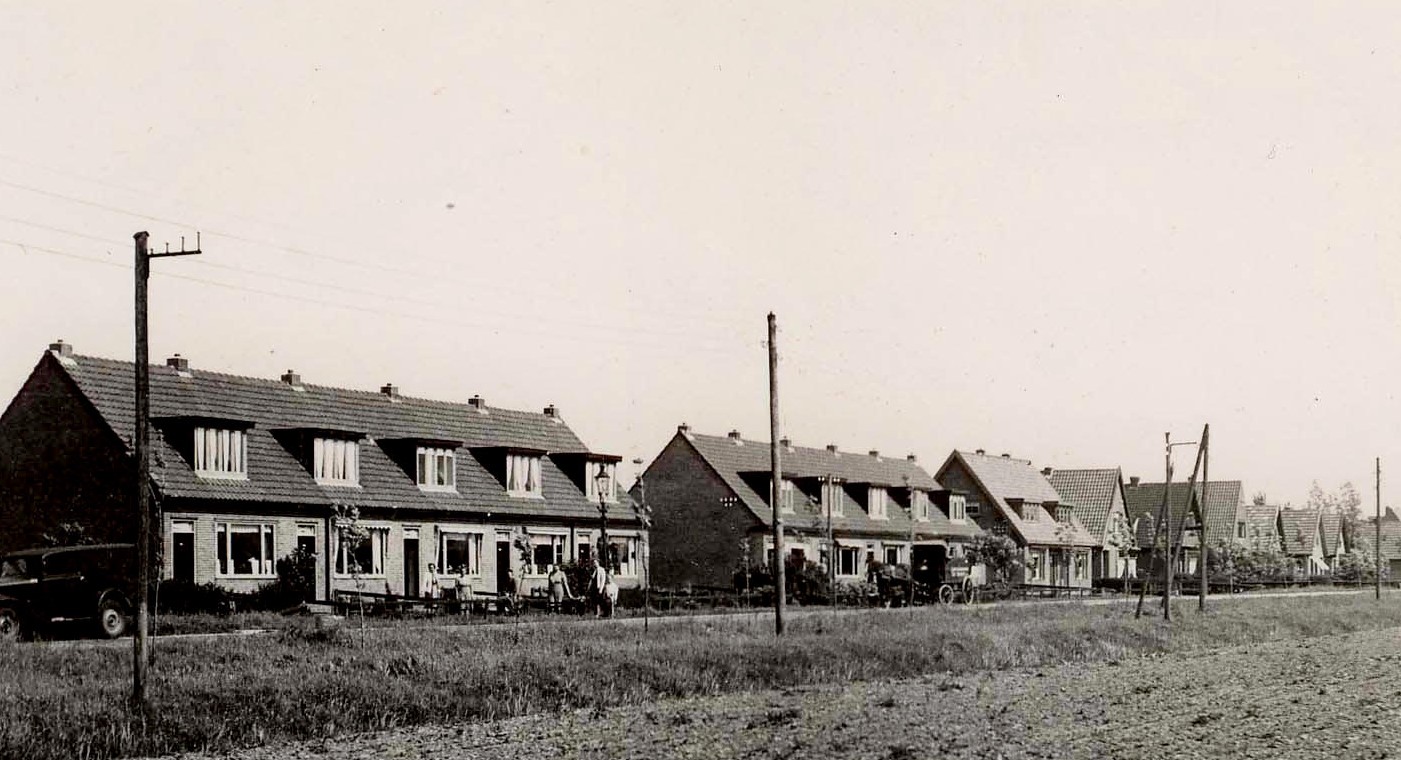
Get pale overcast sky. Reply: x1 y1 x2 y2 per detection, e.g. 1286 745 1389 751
2 3 1399 508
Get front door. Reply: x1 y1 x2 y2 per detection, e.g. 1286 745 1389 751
496 540 512 594
403 532 419 598
172 521 195 583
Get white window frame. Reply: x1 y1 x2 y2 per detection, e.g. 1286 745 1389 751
438 531 483 576
868 487 888 520
883 544 902 566
416 447 456 491
527 533 567 575
778 478 795 514
1073 550 1089 580
585 461 618 503
823 480 845 518
909 490 929 521
949 495 967 522
194 427 247 479
1022 503 1040 522
214 522 275 577
506 453 544 498
609 535 638 577
1027 549 1047 582
335 525 389 577
837 546 861 577
313 438 360 486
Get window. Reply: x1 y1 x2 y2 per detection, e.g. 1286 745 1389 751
1027 549 1046 582
837 546 861 576
823 480 845 517
1022 503 1040 522
528 534 566 575
194 427 246 478
778 478 795 514
909 490 928 521
1074 551 1089 580
439 531 482 575
884 545 902 565
417 447 456 490
336 526 388 576
610 537 638 577
868 487 888 519
313 438 359 485
585 461 617 502
215 522 274 576
296 524 316 557
1237 521 1246 539
577 541 592 563
506 454 543 497
949 495 967 522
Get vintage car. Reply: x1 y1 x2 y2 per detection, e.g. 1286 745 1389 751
0 543 137 641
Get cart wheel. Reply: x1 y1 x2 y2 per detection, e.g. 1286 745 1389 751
961 577 976 605
937 584 954 605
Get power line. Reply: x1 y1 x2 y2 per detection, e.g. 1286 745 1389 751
1 237 752 357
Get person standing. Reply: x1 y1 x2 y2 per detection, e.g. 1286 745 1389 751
547 564 572 614
590 562 609 617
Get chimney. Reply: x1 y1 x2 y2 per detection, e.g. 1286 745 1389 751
975 448 986 455
381 383 400 400
727 430 742 444
906 453 918 462
779 437 792 449
281 369 302 387
48 339 73 358
166 354 190 372
1042 467 1053 477
1129 476 1140 487
1001 452 1011 458
468 395 488 413
826 444 839 455
868 450 880 459
543 404 559 419
677 422 691 435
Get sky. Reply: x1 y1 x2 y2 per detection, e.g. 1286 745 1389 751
2 3 1400 509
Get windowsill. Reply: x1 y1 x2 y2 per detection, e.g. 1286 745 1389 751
197 472 249 481
316 480 363 488
418 485 458 493
216 573 276 580
507 491 546 499
334 573 387 580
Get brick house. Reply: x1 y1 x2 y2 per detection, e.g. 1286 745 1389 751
1045 468 1136 581
1279 507 1328 577
1319 511 1347 568
1124 479 1244 576
0 342 645 601
1242 501 1283 552
638 425 981 590
935 450 1097 588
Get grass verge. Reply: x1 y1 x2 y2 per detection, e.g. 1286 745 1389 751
3 592 1399 759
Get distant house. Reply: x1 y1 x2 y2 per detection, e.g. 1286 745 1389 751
639 426 981 590
935 450 1097 588
1123 479 1244 575
1278 507 1327 577
1045 468 1136 581
1242 501 1283 552
1319 511 1347 567
0 342 645 602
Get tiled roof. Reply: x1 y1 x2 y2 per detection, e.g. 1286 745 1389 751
52 352 637 523
939 451 1097 547
683 432 979 541
1126 480 1242 549
1320 511 1343 557
1279 507 1321 556
1243 503 1281 548
1046 468 1121 541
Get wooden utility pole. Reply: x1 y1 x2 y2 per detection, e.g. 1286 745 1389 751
1135 434 1173 619
1377 457 1382 601
133 231 201 710
826 473 835 620
1165 426 1206 621
767 312 784 636
1198 424 1210 612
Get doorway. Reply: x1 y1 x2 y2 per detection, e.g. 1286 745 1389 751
496 540 512 594
172 521 194 583
911 544 946 585
403 529 419 598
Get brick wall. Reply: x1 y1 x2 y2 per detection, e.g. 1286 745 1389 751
643 433 757 589
0 357 135 553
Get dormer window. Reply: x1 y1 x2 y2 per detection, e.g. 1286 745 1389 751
868 487 888 520
909 489 929 521
779 478 795 514
585 461 617 503
823 479 845 517
506 453 543 497
313 438 360 486
949 494 967 522
1022 502 1040 522
417 447 456 491
194 427 247 479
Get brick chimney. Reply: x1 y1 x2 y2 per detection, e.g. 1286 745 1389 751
48 339 73 358
727 430 742 444
868 450 880 459
281 369 302 387
1042 467 1053 477
779 436 792 449
906 453 918 462
543 404 559 419
1129 476 1140 487
1001 452 1011 458
677 422 691 435
381 383 400 401
468 394 487 413
166 354 190 372
975 448 985 455
826 444 840 455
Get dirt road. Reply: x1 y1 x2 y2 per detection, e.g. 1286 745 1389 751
154 623 1401 759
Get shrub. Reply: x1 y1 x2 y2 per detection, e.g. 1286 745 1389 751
156 579 232 616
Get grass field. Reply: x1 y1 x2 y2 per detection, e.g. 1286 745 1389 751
3 592 1400 760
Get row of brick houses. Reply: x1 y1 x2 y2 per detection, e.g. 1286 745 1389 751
0 342 647 601
4 340 1387 599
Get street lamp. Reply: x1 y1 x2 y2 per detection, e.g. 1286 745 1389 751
594 463 612 573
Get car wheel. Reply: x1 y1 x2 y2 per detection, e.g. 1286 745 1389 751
97 599 129 639
0 606 23 642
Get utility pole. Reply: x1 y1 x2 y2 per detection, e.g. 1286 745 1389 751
1377 457 1382 601
826 473 835 620
905 474 915 608
632 457 651 633
1198 425 1210 612
133 230 201 710
767 312 784 636
1165 426 1205 621
1136 434 1172 619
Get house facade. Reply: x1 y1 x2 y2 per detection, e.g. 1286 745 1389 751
1279 507 1328 577
639 426 981 590
0 342 646 601
1046 468 1136 581
935 450 1097 588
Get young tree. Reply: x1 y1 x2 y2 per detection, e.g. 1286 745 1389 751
968 533 1022 586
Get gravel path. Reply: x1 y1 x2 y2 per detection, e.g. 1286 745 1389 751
153 625 1401 760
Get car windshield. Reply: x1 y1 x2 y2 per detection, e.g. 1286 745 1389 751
0 558 33 579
